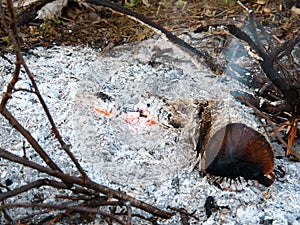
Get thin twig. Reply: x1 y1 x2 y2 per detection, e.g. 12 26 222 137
0 0 88 179
0 2 21 107
85 0 222 73
0 202 127 225
0 106 64 173
237 96 300 161
168 206 200 221
1 0 89 179
0 147 173 219
0 178 91 202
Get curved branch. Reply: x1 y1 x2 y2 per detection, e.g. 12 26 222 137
0 179 91 202
0 107 63 173
1 0 89 179
227 24 300 106
85 0 222 73
0 148 173 219
0 202 127 225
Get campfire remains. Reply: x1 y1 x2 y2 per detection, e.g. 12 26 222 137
0 0 300 224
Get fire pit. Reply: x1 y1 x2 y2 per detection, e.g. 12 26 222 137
1 36 300 224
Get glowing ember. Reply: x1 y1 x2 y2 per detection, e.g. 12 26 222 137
94 106 111 117
94 105 158 133
124 109 158 133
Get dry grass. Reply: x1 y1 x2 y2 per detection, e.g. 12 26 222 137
0 0 299 51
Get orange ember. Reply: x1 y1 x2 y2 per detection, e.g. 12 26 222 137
94 106 111 117
124 110 158 133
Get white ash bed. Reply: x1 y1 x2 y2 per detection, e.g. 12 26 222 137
0 36 299 224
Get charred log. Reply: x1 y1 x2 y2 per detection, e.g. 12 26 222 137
197 101 275 187
201 123 275 187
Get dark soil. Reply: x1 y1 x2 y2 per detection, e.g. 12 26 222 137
1 0 299 52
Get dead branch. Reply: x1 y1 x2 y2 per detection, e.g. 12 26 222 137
236 96 300 161
0 1 174 223
0 0 21 106
227 25 300 107
12 0 223 73
0 178 91 201
86 0 221 71
0 147 173 219
1 0 90 180
224 8 300 159
0 202 128 225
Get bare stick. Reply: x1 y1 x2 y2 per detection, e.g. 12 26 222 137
0 179 91 202
84 0 222 73
0 202 127 225
237 96 300 161
0 0 89 179
0 106 64 173
0 148 173 219
0 2 21 107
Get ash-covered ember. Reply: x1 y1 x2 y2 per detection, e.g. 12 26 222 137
74 85 202 185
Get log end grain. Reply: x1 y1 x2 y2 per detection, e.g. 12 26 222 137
201 123 275 187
